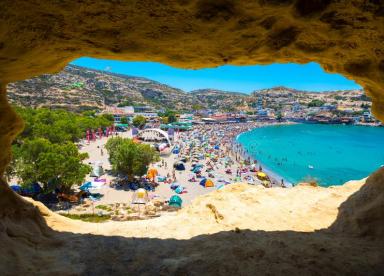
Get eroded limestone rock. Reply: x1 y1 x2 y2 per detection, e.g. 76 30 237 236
0 3 383 268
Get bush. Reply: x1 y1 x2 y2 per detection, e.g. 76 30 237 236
95 205 112 212
60 213 111 223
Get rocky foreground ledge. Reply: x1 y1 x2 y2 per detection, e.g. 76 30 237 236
1 169 384 275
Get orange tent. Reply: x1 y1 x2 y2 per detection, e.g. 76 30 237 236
147 168 158 181
200 178 214 188
205 179 214 187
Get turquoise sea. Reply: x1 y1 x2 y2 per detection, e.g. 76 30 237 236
237 124 384 186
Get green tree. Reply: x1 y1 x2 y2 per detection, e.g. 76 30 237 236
276 111 283 121
13 106 113 144
101 113 114 123
307 99 325 107
158 109 178 123
117 99 133 107
168 114 177 123
82 110 96 117
192 104 203 111
120 117 128 124
132 115 146 128
105 137 159 181
15 138 91 192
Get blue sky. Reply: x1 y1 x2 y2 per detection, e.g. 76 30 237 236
71 57 361 94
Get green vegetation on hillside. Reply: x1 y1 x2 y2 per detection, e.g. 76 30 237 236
307 99 325 107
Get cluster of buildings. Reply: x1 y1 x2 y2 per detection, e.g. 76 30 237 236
103 99 381 128
247 93 380 125
103 105 159 124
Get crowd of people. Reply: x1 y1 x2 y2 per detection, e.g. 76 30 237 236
159 122 289 190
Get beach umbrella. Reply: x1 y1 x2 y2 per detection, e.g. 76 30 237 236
132 188 149 204
256 172 267 180
262 180 271 188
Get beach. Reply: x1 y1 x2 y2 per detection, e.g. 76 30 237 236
63 121 291 217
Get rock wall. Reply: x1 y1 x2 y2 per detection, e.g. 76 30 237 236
330 167 384 238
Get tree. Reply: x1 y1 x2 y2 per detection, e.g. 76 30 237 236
168 114 177 123
192 104 203 111
14 138 91 192
132 115 146 128
307 99 325 107
276 111 283 121
101 113 115 123
82 110 96 117
13 106 113 144
117 99 133 107
120 117 128 124
105 137 159 181
158 109 178 123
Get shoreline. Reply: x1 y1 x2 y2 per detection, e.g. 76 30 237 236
234 122 382 187
233 122 295 187
48 120 380 217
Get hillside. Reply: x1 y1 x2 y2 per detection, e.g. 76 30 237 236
7 65 369 113
190 89 249 111
250 86 369 111
7 65 194 111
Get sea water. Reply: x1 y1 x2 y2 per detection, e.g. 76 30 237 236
237 124 384 186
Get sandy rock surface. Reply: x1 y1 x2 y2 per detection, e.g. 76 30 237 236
2 169 384 275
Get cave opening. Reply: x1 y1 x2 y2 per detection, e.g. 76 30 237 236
1 0 384 274
4 58 384 216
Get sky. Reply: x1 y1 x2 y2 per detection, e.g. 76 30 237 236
71 57 361 94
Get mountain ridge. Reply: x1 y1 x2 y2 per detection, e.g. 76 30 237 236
7 65 366 112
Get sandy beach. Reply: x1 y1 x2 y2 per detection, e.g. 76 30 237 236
67 121 291 214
